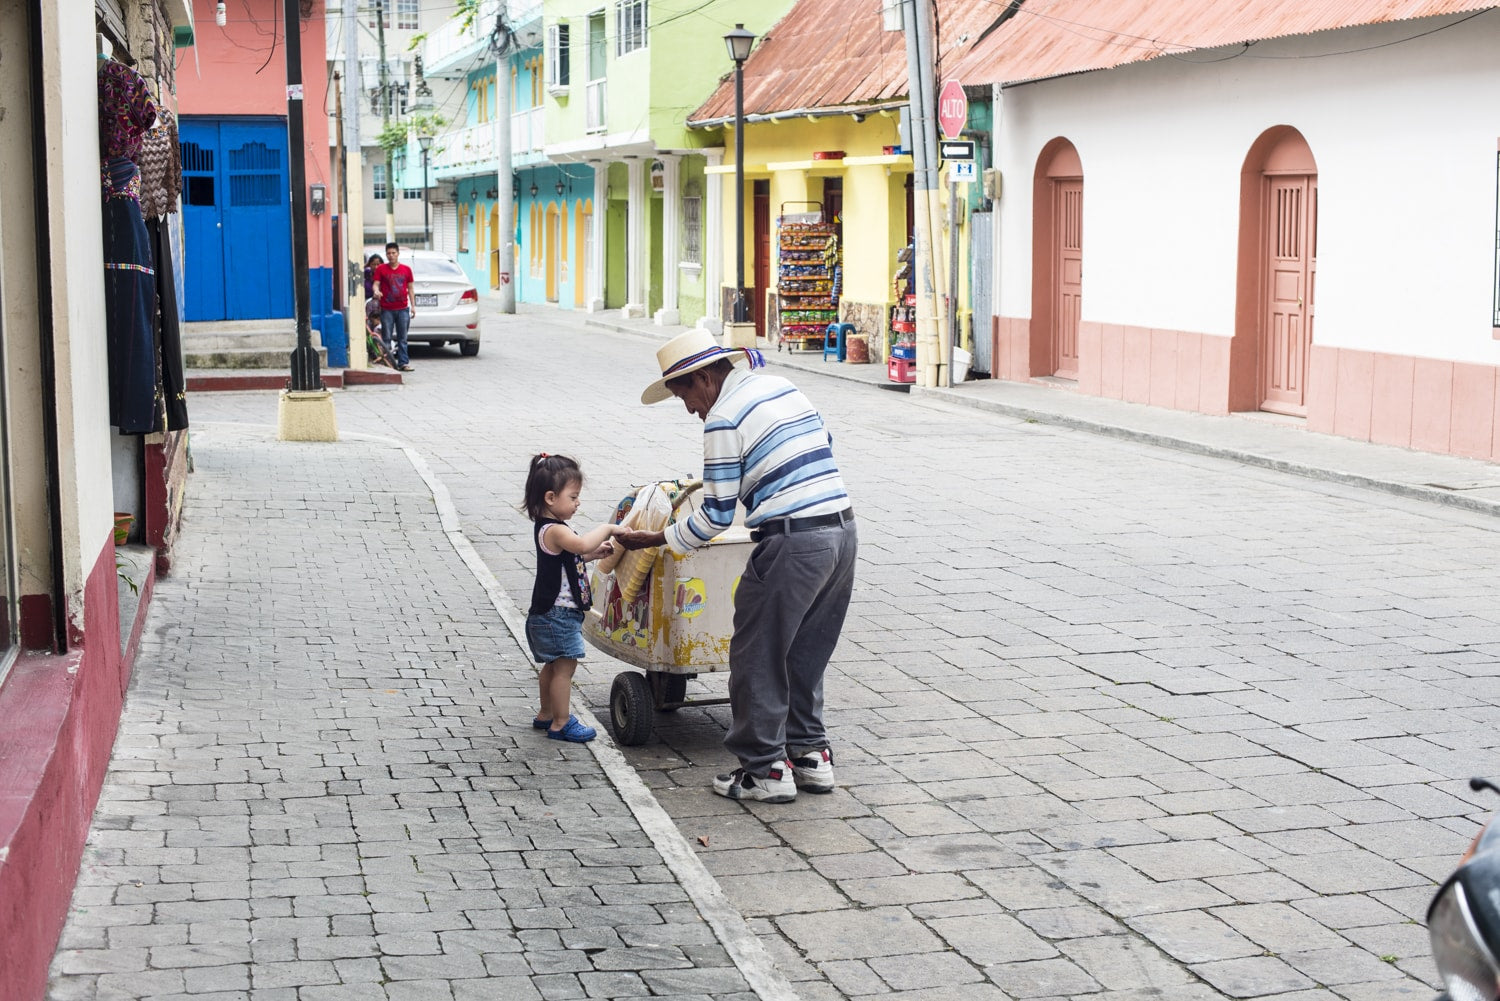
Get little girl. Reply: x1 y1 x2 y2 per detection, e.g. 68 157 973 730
523 453 621 743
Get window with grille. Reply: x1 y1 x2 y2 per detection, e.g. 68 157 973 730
373 163 387 201
546 23 571 92
615 0 647 56
681 189 701 266
367 0 388 28
396 0 418 29
403 188 423 200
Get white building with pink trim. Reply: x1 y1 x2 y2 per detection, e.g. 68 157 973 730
958 1 1500 459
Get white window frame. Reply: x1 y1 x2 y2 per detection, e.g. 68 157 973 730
546 22 571 94
614 0 647 57
403 187 424 200
396 0 419 30
372 163 388 201
367 0 389 28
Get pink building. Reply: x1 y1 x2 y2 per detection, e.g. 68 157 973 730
176 0 342 359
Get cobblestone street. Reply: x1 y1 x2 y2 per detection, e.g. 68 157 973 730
51 304 1500 1000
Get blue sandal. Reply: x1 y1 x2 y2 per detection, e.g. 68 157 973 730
546 715 596 743
531 716 551 730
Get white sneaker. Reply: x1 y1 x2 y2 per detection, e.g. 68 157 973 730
790 748 835 793
713 761 797 803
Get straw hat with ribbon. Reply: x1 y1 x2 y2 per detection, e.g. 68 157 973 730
641 329 766 405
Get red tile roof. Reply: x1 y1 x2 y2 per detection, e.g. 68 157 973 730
950 0 1500 86
687 0 998 125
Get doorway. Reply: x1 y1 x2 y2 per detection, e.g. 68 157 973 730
1051 178 1083 379
1260 175 1317 415
179 117 294 321
752 179 770 336
1030 138 1083 380
545 204 560 302
1232 127 1318 415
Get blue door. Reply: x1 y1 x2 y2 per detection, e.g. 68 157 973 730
179 117 293 321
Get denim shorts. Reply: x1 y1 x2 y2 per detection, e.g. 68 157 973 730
525 605 586 663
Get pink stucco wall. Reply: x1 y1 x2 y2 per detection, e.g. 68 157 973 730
0 539 134 1001
177 0 333 270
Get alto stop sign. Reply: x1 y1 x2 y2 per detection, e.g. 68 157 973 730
937 80 967 140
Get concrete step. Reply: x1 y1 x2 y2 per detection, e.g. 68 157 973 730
182 320 296 335
181 330 303 351
185 346 329 370
186 367 403 392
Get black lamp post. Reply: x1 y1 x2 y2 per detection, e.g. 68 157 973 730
724 23 756 325
417 133 433 250
284 0 320 390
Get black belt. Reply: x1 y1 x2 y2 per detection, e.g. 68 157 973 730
751 508 855 542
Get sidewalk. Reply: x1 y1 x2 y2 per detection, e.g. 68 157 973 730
580 308 1500 517
46 424 788 1001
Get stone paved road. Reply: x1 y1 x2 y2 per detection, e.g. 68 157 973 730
174 304 1499 1000
48 425 758 1001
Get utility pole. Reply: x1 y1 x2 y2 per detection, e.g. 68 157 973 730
376 0 395 242
901 0 944 388
343 0 367 370
333 69 345 312
492 11 515 313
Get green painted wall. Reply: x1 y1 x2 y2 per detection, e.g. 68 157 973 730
544 0 796 151
645 0 795 150
605 164 628 307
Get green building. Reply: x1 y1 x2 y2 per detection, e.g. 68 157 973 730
542 0 793 328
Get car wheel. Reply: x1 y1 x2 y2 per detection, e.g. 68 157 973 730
459 340 480 357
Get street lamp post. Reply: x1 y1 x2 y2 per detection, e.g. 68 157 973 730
723 24 756 344
417 133 433 250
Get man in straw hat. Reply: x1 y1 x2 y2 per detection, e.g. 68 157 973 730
618 329 857 803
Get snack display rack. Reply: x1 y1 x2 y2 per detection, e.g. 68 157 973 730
776 204 841 352
888 244 917 383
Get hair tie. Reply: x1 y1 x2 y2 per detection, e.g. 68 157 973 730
539 452 549 458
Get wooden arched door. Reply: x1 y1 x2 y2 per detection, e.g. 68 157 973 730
1259 138 1317 416
1032 139 1084 380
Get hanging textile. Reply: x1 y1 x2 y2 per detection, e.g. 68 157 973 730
103 157 163 434
137 109 181 219
98 59 157 162
99 59 164 435
148 218 188 431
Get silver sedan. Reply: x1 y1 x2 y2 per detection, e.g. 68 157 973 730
405 251 482 357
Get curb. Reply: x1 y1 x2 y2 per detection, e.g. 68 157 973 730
906 384 1500 520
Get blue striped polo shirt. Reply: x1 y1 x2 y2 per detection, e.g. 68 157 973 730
664 367 851 555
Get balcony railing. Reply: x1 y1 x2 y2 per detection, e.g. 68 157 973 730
512 107 544 155
431 123 496 176
585 79 606 134
424 0 542 77
423 0 499 77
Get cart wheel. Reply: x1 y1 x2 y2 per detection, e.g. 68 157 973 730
651 672 690 711
610 672 654 746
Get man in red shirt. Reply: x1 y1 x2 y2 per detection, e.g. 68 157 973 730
372 242 417 372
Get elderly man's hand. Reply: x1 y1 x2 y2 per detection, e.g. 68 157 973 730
616 529 667 551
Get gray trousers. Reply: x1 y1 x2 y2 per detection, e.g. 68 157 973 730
725 520 858 777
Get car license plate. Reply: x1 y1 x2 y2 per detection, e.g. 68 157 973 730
414 294 438 307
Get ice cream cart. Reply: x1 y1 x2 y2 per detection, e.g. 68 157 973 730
584 480 755 745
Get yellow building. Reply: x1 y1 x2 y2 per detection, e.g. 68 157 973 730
688 0 993 362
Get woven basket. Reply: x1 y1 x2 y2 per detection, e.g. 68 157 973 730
598 480 702 603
